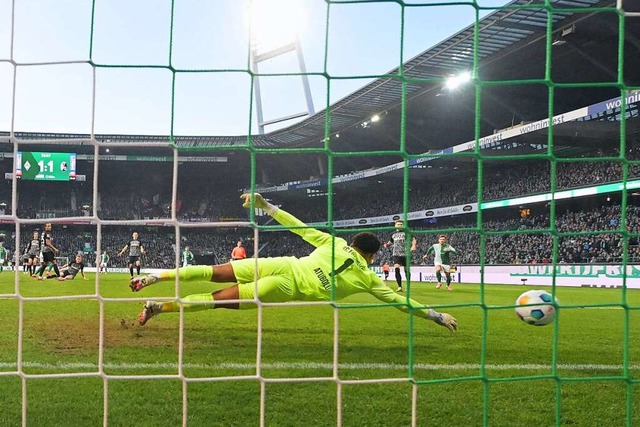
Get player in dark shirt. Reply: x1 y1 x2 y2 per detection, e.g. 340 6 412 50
25 231 40 276
35 223 60 280
55 254 87 281
118 231 146 278
383 221 416 292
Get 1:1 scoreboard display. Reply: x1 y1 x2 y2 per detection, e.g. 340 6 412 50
15 152 77 181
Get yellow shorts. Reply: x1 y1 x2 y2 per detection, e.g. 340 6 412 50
230 257 299 305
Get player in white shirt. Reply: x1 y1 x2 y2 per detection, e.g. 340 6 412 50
423 235 459 290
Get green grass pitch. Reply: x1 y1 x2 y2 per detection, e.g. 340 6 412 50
1 272 639 426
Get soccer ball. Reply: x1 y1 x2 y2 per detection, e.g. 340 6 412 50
515 290 558 326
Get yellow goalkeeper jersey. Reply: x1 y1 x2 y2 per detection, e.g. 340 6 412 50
272 208 433 319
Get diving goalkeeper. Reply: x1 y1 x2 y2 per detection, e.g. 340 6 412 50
130 194 457 332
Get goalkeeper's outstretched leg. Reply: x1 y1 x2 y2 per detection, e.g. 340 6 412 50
130 264 235 292
134 266 295 325
137 284 247 326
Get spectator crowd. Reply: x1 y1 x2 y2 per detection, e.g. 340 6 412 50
1 144 639 267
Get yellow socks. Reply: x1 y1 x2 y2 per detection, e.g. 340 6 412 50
160 293 215 313
158 265 213 282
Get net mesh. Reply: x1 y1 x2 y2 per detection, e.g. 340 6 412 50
1 0 638 425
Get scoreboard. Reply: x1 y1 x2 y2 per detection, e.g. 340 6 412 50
15 152 76 181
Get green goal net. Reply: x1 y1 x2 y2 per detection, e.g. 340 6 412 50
1 0 639 426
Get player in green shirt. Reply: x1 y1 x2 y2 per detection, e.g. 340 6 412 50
423 235 459 291
182 246 195 267
99 252 110 274
130 194 457 332
0 243 7 273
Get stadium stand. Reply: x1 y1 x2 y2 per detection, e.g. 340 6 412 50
0 0 636 273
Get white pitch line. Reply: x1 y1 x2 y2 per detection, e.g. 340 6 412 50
0 361 639 371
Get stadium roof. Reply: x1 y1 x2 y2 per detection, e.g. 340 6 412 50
5 0 640 147
171 0 634 151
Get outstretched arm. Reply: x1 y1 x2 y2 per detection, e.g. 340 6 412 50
241 193 333 248
369 279 433 319
368 278 457 331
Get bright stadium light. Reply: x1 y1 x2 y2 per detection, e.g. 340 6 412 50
248 0 304 53
371 114 380 123
444 71 471 90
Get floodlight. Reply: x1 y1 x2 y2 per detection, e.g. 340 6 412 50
561 24 576 37
553 24 576 46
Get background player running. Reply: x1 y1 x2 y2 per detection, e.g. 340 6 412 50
118 232 145 279
423 234 460 290
130 194 457 333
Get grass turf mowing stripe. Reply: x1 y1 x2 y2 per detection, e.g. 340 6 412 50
1 361 638 371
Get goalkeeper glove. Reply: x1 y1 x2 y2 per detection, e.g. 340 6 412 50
240 193 278 215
